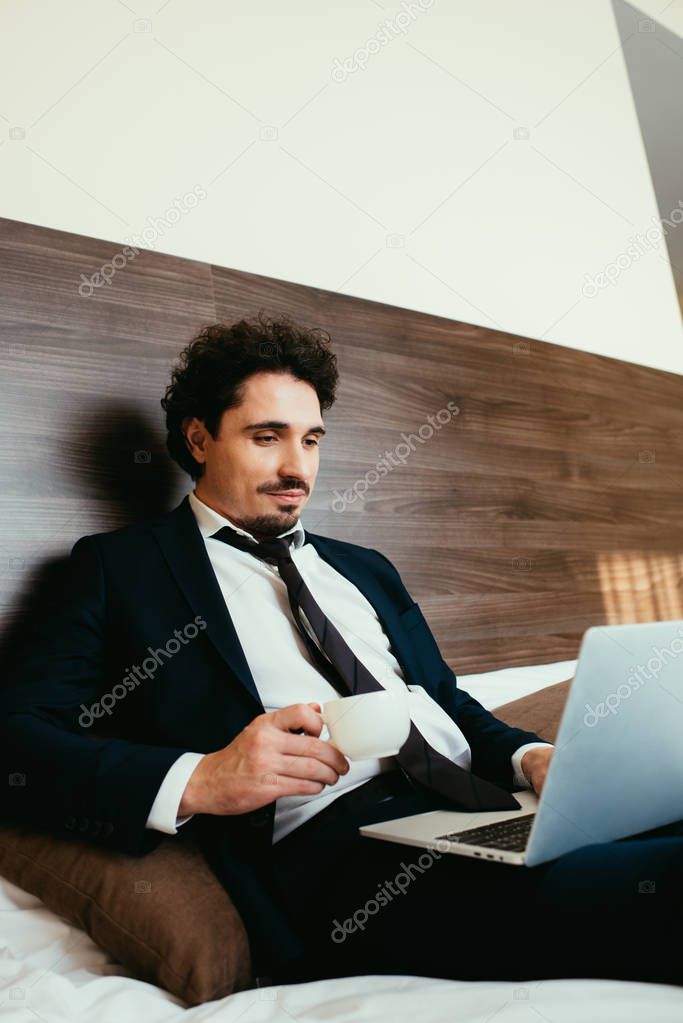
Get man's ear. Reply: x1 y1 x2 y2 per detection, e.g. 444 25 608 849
182 416 208 465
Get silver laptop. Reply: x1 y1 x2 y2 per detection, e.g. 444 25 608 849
360 620 683 866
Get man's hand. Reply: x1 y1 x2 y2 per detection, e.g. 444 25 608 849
520 746 554 795
178 702 350 817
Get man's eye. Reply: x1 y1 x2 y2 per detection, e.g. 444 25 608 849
256 436 319 446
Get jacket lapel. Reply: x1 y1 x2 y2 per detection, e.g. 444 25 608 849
151 496 264 708
151 496 415 708
302 532 416 682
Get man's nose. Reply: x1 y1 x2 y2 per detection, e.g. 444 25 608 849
277 452 310 489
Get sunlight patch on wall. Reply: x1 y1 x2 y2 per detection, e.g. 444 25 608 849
597 551 683 623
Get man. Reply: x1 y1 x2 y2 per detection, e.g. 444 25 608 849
2 314 681 987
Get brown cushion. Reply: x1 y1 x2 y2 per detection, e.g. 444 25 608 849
0 824 253 1006
493 676 574 744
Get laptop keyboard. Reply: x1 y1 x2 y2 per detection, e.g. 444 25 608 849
436 813 536 852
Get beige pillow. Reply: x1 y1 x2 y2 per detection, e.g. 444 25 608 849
0 823 253 1006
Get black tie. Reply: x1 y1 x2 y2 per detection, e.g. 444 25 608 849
211 526 521 812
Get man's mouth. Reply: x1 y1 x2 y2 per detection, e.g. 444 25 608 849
266 491 305 503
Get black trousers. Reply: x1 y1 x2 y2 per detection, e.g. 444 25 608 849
268 770 683 986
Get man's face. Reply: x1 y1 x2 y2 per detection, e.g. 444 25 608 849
183 370 324 540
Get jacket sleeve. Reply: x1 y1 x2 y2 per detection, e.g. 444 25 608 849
0 535 191 856
438 667 553 788
369 547 553 788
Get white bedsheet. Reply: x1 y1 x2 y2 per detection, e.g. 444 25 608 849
458 658 578 710
2 659 681 1020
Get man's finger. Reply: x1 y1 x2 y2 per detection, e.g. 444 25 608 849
276 753 341 787
279 730 349 775
271 702 324 736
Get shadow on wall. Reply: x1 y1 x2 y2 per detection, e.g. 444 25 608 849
62 400 184 523
0 401 186 687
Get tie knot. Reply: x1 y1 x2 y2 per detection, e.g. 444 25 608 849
254 536 293 564
211 527 293 564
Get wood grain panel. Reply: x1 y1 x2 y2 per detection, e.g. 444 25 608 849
1 215 682 681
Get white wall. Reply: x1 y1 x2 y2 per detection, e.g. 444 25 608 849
0 0 681 374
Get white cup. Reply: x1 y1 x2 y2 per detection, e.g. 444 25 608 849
321 689 411 760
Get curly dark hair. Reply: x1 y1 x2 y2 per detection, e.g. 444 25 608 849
161 310 339 479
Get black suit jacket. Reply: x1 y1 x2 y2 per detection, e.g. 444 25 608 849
1 495 548 973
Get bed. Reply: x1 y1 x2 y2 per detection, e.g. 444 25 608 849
2 215 683 1016
3 656 683 1020
3 658 683 1018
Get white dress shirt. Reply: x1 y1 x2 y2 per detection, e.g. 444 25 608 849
145 490 552 843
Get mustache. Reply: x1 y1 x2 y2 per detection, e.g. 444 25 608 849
262 484 307 493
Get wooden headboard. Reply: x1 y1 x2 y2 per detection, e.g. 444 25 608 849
2 215 682 676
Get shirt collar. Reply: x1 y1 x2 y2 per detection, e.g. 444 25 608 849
188 489 305 549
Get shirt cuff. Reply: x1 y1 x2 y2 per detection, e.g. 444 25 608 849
145 752 205 834
510 742 554 789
